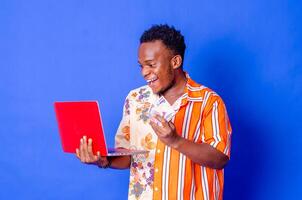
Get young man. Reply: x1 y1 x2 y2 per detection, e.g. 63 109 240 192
76 24 232 200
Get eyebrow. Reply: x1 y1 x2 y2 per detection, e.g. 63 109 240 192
138 59 154 64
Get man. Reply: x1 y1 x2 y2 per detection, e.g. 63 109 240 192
76 24 232 200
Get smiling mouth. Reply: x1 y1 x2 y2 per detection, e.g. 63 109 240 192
146 77 158 86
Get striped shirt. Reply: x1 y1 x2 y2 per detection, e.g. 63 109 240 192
115 76 232 200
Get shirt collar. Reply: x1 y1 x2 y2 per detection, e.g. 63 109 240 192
148 73 205 107
180 73 205 107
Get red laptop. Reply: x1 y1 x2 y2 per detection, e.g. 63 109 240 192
54 101 148 156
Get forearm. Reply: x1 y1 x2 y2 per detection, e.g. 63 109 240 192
171 137 229 169
149 115 229 169
108 155 131 169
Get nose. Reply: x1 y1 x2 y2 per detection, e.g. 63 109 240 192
141 66 151 78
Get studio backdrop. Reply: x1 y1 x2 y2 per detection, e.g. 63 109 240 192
0 0 301 199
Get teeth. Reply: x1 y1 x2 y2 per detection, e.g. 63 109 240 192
147 78 157 83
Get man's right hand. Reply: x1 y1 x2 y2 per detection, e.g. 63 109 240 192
75 136 110 168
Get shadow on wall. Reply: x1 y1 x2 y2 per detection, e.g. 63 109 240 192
190 38 274 200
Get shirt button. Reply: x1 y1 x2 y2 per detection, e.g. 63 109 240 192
155 187 158 191
155 168 159 173
157 149 161 154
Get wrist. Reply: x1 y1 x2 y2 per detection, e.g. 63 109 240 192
170 135 183 149
97 158 112 169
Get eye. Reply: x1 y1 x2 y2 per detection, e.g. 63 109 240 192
149 64 156 68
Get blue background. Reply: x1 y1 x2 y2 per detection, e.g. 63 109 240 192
1 0 301 199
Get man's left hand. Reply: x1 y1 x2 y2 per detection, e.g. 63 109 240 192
149 114 181 148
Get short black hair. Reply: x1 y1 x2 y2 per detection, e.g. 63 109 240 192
140 24 186 60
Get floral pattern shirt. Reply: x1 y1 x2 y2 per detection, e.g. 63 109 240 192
115 85 180 200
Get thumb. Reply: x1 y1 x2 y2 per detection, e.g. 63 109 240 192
96 151 101 160
168 121 175 130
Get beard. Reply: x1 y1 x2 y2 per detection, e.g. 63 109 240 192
157 69 175 95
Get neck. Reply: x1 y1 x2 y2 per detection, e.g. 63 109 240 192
162 70 187 105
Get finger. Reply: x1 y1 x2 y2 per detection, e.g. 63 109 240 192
153 114 163 121
150 117 163 127
151 116 171 134
168 121 176 130
76 148 80 159
150 120 163 135
79 138 85 162
154 115 168 127
149 119 158 130
87 138 95 160
82 136 89 162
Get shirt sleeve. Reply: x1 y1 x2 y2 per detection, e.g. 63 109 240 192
115 92 132 149
202 95 232 157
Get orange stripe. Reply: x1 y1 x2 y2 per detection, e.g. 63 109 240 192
194 165 204 200
205 168 214 199
217 171 224 200
188 90 202 98
182 102 202 199
203 103 214 144
174 104 186 137
168 148 180 199
187 78 201 87
153 140 166 200
168 105 186 199
183 159 193 200
187 102 202 140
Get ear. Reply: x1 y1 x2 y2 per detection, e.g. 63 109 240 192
170 55 182 69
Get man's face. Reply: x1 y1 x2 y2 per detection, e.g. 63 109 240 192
138 40 175 94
